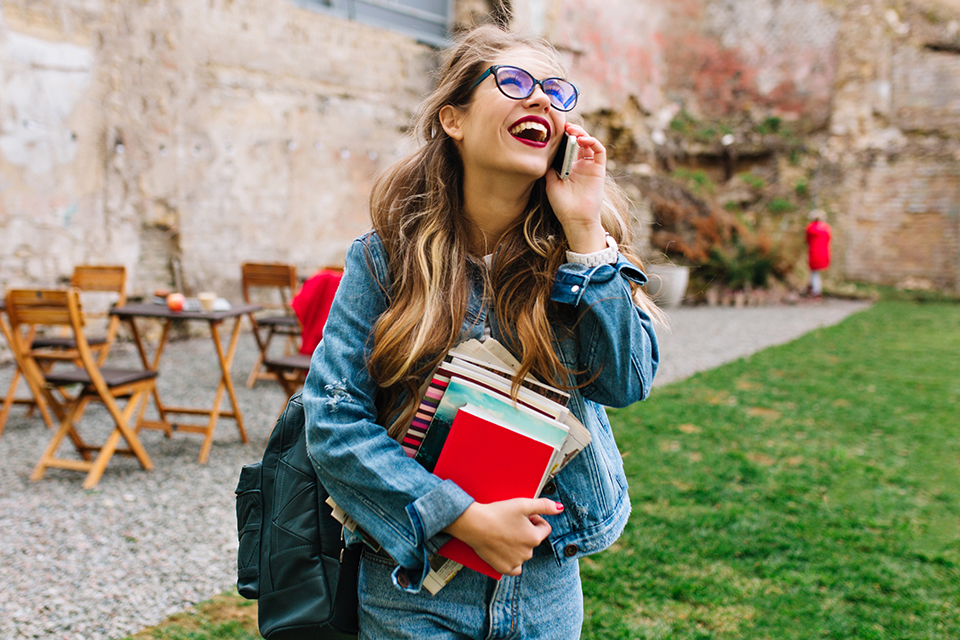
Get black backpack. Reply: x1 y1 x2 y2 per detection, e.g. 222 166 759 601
235 391 360 639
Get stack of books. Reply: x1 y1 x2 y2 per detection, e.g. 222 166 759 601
329 338 591 594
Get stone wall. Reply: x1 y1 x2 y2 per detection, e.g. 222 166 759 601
3 0 960 310
661 0 840 127
826 0 960 292
1 0 434 300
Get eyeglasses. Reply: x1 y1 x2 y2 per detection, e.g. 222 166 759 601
470 65 579 112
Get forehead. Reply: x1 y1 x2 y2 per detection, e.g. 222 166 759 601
489 46 564 79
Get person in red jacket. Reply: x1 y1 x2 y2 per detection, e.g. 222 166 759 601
805 209 831 297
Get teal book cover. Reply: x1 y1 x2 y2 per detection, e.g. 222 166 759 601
415 374 566 472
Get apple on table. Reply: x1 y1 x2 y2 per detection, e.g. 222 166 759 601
166 293 185 312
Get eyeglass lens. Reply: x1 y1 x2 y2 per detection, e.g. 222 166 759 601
494 66 578 112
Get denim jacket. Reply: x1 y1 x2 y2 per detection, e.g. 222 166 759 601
303 232 659 594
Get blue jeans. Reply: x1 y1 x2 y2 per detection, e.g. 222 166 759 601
358 543 583 639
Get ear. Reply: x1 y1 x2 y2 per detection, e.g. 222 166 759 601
439 105 466 141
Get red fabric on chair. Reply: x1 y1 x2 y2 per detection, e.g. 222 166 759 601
291 269 343 355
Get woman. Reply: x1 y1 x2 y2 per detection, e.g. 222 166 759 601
302 25 662 638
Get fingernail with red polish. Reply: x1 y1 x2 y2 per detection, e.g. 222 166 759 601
555 502 564 511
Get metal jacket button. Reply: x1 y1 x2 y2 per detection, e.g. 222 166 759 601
542 481 557 495
564 544 579 557
396 571 410 588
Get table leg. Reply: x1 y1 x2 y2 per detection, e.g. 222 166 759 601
196 316 249 464
126 316 173 436
219 315 249 444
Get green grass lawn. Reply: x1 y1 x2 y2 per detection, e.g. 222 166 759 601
584 300 960 639
130 299 960 639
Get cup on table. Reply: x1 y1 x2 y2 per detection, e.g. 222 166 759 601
198 291 217 312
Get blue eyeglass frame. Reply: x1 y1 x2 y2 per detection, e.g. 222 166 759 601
470 65 579 112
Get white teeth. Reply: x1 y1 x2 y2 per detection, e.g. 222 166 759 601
509 121 548 142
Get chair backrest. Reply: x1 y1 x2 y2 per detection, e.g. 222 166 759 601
5 289 100 386
241 263 298 310
5 289 80 332
59 265 126 362
71 265 127 301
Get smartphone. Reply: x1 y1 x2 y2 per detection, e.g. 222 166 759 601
551 132 577 180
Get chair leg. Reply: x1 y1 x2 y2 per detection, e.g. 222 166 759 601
67 396 95 460
247 327 282 388
245 352 265 388
118 389 154 471
283 333 298 356
101 388 154 471
245 321 268 388
1 367 57 433
272 369 307 401
82 428 124 489
0 369 21 437
276 372 298 399
30 399 89 482
81 389 153 489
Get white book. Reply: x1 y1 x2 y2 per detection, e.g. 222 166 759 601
444 358 570 423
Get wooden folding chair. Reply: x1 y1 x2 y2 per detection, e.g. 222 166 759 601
5 289 156 489
259 266 343 404
241 262 300 388
262 354 312 402
0 266 127 434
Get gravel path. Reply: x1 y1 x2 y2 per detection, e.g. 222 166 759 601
0 298 871 639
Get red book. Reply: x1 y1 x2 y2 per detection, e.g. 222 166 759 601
432 404 558 579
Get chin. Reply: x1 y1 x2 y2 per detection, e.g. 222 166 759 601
512 161 549 180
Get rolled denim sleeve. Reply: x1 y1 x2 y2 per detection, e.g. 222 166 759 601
550 255 659 407
302 234 474 593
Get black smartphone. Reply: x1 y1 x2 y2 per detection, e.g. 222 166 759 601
551 132 577 180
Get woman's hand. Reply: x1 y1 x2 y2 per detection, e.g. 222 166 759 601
443 498 564 576
545 123 608 254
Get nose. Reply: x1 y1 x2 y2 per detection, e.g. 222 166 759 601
523 82 552 110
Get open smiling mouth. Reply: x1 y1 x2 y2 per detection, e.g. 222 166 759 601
509 121 549 144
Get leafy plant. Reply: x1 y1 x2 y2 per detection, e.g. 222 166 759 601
669 110 727 144
768 197 795 213
794 178 809 199
648 189 791 291
738 171 765 190
757 115 782 134
672 168 715 195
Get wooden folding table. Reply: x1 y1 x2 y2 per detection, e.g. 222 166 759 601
110 301 260 463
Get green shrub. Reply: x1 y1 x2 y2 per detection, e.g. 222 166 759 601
648 190 792 291
768 197 795 213
738 172 765 190
757 116 781 134
672 168 715 195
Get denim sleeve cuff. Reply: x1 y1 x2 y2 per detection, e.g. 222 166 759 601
551 256 648 306
409 478 475 542
391 479 474 593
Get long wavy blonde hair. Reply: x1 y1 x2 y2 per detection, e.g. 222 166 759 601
367 25 663 438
